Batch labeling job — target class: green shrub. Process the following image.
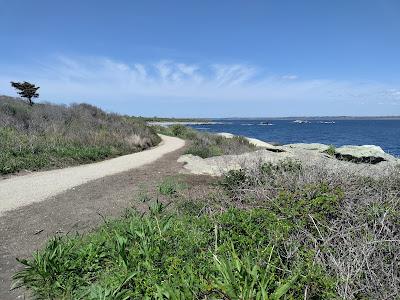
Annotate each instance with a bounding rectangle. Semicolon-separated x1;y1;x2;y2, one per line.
185;144;223;158
260;159;303;175
220;169;248;192
216;161;400;299
170;124;188;137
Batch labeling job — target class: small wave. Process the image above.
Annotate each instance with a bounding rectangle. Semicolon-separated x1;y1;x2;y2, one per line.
241;123;254;126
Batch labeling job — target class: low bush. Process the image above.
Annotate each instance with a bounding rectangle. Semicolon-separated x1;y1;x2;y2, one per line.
215;160;400;299
0;96;161;174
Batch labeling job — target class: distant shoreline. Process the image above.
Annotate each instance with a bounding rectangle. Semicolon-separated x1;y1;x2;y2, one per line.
214;116;400;121
147;121;222;126
144;116;400;121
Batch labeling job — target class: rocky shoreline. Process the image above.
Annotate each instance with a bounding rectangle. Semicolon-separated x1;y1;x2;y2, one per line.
179;132;399;177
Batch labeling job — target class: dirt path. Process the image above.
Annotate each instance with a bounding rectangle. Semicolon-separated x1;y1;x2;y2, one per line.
0;138;186;299
0;134;184;216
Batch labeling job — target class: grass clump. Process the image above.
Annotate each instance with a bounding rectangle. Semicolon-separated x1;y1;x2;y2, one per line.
324;145;336;156
0;96;160;174
157;177;186;196
154;124;257;158
13;206;336;299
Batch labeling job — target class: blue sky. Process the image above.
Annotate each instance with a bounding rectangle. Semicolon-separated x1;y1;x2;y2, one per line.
1;0;400;117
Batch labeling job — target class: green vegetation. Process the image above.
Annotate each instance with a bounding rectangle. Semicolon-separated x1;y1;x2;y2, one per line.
0;96;160;174
324;145;336;156
10;81;40;106
154;124;257;158
7;98;399;299
13;159;400;298
13;207;335;299
157;176;186;196
214;160;400;299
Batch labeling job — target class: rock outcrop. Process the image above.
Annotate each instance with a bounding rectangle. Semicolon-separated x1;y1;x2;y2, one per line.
179;134;399;177
334;145;396;164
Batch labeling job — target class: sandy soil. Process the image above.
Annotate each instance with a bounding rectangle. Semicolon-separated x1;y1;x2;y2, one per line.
0;142;186;299
0;134;185;216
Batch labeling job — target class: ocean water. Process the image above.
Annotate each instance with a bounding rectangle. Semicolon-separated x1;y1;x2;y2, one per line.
189;119;400;157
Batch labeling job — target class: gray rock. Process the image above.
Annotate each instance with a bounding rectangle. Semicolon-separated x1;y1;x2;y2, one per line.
335;145;397;164
178;147;399;178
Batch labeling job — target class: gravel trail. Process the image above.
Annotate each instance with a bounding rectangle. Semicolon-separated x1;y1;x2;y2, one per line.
0;140;187;299
0;134;185;215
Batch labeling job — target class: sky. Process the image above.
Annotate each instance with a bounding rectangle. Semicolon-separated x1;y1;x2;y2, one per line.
0;0;400;117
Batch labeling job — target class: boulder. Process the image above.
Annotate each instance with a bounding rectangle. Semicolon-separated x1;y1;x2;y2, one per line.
335;145;396;164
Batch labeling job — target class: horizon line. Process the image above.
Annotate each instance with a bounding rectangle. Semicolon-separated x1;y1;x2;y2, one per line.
2;94;400;120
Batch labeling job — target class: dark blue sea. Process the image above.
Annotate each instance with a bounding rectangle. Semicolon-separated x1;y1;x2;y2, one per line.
189;119;400;157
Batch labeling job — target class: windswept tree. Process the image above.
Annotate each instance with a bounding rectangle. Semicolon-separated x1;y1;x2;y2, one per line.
10;81;40;106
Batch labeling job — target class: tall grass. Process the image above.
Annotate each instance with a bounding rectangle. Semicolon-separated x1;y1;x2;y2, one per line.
0;96;160;174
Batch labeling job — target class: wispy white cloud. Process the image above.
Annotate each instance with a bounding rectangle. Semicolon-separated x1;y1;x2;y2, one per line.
1;55;399;116
212;64;256;86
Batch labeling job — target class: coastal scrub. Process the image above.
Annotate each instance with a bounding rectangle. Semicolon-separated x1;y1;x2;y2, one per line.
0;96;160;174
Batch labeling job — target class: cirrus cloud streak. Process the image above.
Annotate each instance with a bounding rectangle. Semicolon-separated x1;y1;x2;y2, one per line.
1;55;399;116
